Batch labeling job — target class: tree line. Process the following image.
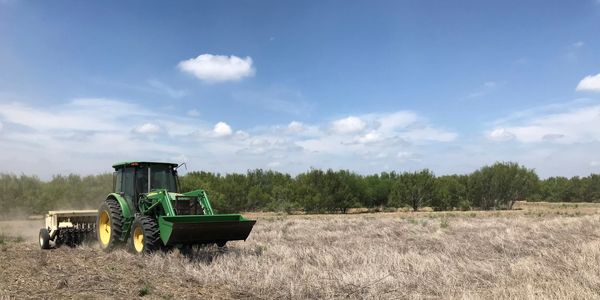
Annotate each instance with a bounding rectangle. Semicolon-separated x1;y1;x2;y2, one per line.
1;162;600;217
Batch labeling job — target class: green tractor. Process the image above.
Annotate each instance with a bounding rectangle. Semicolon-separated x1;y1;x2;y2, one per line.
97;161;256;254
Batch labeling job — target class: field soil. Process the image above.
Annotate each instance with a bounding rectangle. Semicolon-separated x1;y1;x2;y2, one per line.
2;202;600;299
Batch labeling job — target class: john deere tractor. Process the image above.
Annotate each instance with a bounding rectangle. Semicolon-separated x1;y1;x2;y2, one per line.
97;161;255;253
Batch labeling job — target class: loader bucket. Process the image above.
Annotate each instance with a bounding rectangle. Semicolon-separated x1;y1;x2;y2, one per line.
158;214;256;245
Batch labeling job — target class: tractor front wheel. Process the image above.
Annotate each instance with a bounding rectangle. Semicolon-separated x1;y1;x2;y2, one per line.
130;216;161;254
97;198;124;252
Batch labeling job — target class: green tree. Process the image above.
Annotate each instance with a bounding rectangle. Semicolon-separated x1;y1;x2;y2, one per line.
388;169;436;211
363;172;397;208
432;175;467;211
537;176;571;202
469;162;538;210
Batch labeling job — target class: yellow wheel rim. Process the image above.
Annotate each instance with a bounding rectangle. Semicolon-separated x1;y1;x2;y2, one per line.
133;225;144;253
98;210;111;246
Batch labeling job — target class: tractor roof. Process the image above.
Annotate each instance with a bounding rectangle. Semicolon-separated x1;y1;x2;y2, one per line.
112;161;178;169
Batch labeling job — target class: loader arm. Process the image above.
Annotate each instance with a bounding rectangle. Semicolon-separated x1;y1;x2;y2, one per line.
138;188;214;216
137;188;255;246
183;189;215;215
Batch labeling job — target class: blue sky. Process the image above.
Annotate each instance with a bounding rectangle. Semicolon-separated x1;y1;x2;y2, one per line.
1;0;600;178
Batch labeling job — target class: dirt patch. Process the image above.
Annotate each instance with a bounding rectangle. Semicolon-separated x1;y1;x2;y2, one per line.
0;242;233;299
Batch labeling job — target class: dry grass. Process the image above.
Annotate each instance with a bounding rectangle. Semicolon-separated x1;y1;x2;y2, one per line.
2;202;600;299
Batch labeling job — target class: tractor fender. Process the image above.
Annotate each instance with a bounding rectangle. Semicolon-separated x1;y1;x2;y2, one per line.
106;193;134;241
106;193;133;219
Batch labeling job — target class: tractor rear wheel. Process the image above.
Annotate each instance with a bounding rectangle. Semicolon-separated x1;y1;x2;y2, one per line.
97;198;124;252
130;216;161;254
39;228;50;250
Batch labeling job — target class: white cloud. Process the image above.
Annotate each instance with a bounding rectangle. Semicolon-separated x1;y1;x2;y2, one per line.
488;128;515;141
397;151;422;162
135;123;160;134
0;121;3;131
0;98;530;179
576;73;600;92
376;111;418;133
178;54;255;82
6;97;600;179
356;131;382;144
296;111;456;156
399;126;457;143
213;122;233;137
487;102;600;144
0;99;142;132
0;98;455;178
331;116;366;134
234;130;250;140
287;121;305;133
267;161;281;168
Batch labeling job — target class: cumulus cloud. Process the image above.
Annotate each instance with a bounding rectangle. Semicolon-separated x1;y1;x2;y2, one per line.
487;102;600;144
134;123;160;134
234;130;250;140
400;127;457;143
7;96;600;178
542;133;565;141
356;131;382;144
377;111;418;133
178;54;255;82
488;128;515;142
397;151;422;162
297;111;456;157
331;116;366;134
287;121;305;133
213;122;233;137
0;99;469;178
576;73;600;92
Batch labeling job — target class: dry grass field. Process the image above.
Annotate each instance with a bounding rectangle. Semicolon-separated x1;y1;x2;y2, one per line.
2;202;600;299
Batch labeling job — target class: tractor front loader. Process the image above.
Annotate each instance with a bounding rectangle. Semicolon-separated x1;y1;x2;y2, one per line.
96;162;255;254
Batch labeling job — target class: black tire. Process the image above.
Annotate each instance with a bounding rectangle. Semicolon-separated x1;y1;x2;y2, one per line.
97;198;124;252
39;228;50;250
129;216;161;254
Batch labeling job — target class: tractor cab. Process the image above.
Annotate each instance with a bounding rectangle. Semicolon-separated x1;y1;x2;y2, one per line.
112;161;179;210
